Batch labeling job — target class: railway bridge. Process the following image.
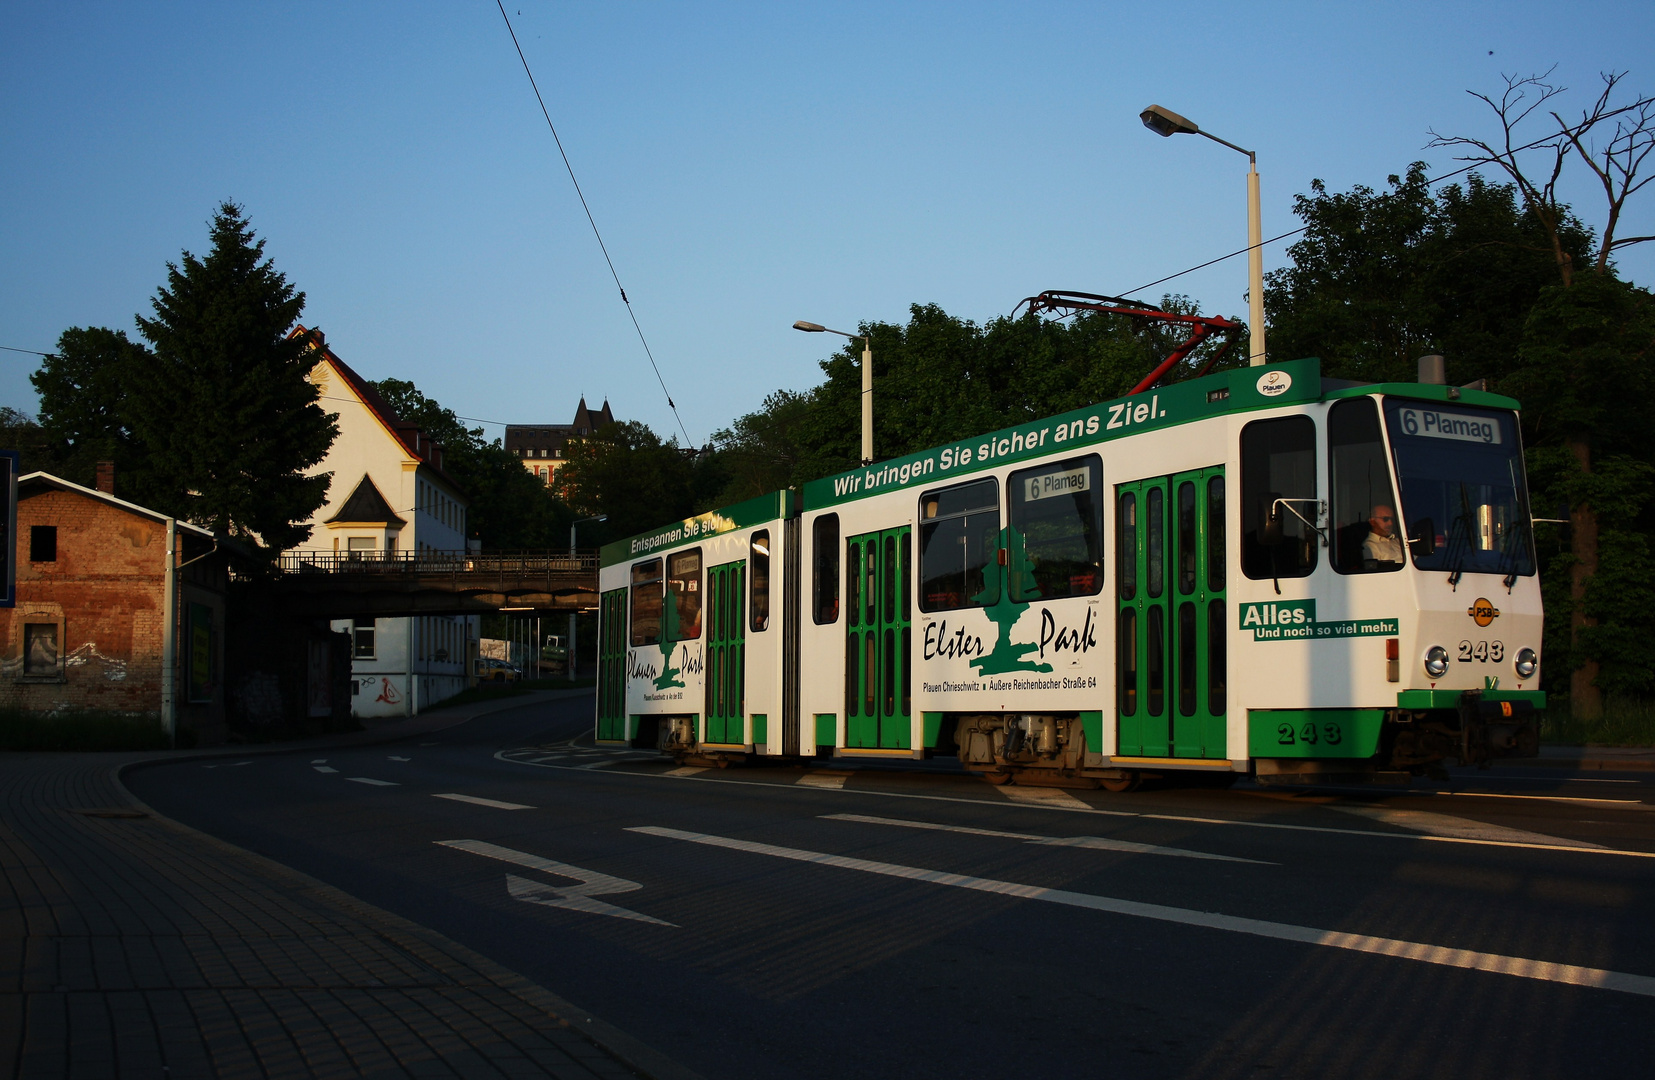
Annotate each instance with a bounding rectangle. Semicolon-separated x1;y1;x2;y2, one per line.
273;550;600;619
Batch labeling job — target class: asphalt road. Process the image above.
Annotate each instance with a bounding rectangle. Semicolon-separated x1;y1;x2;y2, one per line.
127;696;1655;1080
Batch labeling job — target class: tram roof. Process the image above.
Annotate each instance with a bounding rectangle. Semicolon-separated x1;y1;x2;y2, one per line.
600;489;794;568
799;356;1519;511
600;357;1521;566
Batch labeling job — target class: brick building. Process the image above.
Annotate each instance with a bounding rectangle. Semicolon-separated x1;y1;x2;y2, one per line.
1;472;230;742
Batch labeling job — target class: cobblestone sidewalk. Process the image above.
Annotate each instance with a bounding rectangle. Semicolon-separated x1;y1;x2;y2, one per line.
0;699;696;1079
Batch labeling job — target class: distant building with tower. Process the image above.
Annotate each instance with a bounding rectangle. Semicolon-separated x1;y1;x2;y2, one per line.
505;398;615;487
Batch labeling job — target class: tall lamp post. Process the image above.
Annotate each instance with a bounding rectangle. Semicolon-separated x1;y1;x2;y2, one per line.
794;320;873;464
569;514;606;678
1139;104;1266;367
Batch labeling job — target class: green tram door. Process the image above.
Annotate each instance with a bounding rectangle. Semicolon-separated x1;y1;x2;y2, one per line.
1116;468;1227;759
597;588;628;742
704;560;747;745
845;527;912;749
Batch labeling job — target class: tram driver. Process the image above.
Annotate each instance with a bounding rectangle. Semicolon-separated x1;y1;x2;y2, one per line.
1363;504;1405;566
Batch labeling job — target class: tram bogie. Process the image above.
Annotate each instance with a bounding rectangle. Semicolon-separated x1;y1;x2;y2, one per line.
596;357;1545;786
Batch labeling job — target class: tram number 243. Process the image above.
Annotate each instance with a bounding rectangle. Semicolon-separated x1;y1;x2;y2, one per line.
1459;640;1505;663
1278;722;1345;746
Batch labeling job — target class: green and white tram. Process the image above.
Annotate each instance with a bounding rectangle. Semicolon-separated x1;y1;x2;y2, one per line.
596;356;1543;787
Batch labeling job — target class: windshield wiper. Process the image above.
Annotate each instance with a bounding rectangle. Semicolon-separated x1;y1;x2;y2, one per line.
1442;482;1476;590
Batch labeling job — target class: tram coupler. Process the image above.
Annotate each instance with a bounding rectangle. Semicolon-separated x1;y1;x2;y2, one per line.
1456;691;1539;766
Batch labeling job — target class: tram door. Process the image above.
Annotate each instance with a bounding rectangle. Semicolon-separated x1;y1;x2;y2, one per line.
1171;468;1227;758
596;588;628;742
704;560;746;745
1116;478;1171;756
845;527;912;749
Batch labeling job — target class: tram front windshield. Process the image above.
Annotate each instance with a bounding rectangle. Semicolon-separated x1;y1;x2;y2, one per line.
1383;399;1534;576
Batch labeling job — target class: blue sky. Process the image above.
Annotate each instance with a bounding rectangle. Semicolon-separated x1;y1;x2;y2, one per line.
3;2;1651;446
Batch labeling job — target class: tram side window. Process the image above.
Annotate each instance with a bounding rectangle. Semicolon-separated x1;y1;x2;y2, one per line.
667;549;702;640
919;479;1000;611
1007;455;1104;599
1241;416;1318;579
630;559;663;646
750;530;771;632
1329;398;1403;574
813;515;840;624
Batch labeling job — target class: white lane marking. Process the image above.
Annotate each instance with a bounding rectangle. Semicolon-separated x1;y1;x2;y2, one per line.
823;813;1271;864
798;771;851;790
1443;791;1645;807
630;826;1655;998
1334;806;1604;849
433;793;534;810
436;839;675;926
313;766;339;774
312;759;327;764
388;756;412;762
497;751;1655;859
1001;786;1092;809
665;766;709;777
347;777;398;786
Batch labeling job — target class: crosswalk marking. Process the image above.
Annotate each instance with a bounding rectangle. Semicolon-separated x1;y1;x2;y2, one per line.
665;766;710;777
347;777;398;786
798;771;851;790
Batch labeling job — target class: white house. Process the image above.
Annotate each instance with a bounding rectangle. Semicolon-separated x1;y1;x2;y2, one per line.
290;326;478;720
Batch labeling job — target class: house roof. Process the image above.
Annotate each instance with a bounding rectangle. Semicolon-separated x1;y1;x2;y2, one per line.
18;472;216;538
325;474;406;527
289;325;466;498
504;397;616;453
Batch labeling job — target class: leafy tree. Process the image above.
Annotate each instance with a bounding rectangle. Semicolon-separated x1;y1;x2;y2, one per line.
0;408;53;477
553;420;702;541
129;203;337;552
750;297;1240;488
29;327;156;493
1428;69;1655;716
1265;165;1592;385
370;377;566;549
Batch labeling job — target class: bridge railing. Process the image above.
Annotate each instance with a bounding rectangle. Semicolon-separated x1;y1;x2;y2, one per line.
278;550;600;576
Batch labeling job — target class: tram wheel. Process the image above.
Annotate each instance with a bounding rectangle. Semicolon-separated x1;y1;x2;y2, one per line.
1099;772;1141;793
982;770;1015;786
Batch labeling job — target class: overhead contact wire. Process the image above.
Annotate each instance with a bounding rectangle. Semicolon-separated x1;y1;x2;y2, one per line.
495;1;694;447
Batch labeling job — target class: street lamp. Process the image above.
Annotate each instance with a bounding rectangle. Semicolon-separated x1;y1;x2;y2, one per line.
569;514;607;678
795;320;873;464
1139;104;1266;367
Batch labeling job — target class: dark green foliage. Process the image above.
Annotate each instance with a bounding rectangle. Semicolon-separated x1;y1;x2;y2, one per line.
1513;278;1655;696
1265;165;1593;385
0;407;54;477
554;420;707;541
370;378;565;549
717;297;1240;492
0;708;169;751
127;203;337;551
29;327;156;492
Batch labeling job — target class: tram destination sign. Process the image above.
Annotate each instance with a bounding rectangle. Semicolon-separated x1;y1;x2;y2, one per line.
1397;406;1502;444
1239;600;1398;641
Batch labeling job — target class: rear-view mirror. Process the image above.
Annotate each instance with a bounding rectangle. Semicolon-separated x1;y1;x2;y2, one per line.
1408;518;1436;557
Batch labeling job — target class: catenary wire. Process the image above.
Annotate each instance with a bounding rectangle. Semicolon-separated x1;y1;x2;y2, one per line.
495;1;694;447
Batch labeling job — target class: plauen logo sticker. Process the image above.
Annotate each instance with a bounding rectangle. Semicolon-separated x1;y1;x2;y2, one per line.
1256;370;1292;397
1468;597;1501;627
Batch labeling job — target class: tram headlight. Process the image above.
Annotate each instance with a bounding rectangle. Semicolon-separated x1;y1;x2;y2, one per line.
1514;647;1538;679
1424;645;1450;679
